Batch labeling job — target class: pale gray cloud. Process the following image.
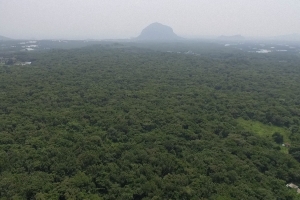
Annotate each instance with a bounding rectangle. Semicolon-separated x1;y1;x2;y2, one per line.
0;0;299;39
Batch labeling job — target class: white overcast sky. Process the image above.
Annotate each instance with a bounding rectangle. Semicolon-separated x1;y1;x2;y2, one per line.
0;0;300;39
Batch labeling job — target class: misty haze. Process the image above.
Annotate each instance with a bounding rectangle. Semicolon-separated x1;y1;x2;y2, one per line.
1;1;300;199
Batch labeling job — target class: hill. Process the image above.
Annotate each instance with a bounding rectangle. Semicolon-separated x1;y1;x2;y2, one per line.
270;33;300;41
136;22;182;41
0;35;11;40
218;35;245;40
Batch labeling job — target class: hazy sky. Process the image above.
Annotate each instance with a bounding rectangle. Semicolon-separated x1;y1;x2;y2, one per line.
0;0;300;39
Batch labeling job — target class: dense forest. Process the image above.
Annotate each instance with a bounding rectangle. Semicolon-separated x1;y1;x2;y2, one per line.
1;43;300;199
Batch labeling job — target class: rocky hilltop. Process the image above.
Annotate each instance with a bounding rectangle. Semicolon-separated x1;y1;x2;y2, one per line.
136;22;182;41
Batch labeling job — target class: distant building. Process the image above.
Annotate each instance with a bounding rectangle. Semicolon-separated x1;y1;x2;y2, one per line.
185;50;194;55
286;183;300;193
286;183;298;189
22;62;31;65
16;62;31;66
285;143;291;148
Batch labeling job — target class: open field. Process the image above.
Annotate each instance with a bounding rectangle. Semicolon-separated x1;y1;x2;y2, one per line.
237;118;291;153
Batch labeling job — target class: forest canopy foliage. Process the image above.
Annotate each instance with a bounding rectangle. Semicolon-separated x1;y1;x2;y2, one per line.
1;43;300;199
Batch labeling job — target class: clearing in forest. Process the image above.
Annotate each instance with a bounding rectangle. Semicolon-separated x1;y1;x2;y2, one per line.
236;118;290;153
